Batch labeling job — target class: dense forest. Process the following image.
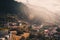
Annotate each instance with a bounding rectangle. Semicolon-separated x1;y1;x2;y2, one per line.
0;0;28;27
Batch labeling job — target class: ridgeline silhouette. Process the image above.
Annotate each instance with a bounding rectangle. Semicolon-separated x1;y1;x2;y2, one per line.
0;0;28;27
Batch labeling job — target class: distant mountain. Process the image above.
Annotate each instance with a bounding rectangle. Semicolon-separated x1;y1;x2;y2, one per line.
0;0;28;27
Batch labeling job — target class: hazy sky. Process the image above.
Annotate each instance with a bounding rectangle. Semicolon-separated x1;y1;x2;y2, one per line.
15;0;60;24
15;0;60;13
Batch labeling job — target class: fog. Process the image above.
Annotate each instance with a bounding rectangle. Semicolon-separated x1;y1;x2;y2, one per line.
15;0;60;25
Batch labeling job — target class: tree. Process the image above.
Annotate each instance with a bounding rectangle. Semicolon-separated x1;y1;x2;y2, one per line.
56;27;60;32
0;0;28;27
